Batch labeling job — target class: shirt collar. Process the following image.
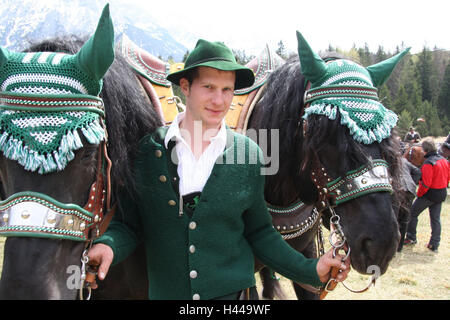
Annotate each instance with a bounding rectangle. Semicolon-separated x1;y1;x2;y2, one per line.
164;112;227;149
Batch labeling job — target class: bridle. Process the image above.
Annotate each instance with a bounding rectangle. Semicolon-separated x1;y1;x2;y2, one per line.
301;81;393;298
0;92;116;299
405;145;425;167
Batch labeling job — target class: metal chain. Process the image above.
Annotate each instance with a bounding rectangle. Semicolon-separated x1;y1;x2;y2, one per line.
328;208;351;261
79;240;94;300
79;249;92;300
316;218;325;258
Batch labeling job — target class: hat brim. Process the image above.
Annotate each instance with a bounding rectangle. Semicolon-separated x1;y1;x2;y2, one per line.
167;60;255;90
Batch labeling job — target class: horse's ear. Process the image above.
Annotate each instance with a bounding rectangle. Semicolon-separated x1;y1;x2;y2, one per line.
0;47;9;68
75;4;115;81
366;47;410;87
296;31;327;83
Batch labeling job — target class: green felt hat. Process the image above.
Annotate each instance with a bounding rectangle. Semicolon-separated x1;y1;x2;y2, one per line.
0;4;114;174
297;31;410;144
167;39;255;90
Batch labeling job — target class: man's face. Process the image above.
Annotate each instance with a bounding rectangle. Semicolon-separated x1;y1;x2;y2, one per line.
180;66;235;129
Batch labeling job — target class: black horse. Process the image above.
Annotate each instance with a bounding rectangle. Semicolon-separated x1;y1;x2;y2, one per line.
248;46;403;299
0;33;161;299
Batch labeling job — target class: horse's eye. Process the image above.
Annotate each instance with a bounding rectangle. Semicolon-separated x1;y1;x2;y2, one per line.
80;145;98;163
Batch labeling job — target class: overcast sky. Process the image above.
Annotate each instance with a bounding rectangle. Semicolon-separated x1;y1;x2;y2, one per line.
118;0;449;56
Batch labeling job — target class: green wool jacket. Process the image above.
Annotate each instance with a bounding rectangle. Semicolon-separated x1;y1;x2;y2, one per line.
97;126;323;300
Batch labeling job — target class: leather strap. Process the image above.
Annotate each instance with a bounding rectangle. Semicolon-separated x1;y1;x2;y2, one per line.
310;157;338;211
136;74;166;123
319;267;340;299
82;138;115;240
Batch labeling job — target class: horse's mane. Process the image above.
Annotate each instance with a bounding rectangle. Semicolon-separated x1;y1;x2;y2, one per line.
250;56;306;205
24;36;163;202
250;55;401;206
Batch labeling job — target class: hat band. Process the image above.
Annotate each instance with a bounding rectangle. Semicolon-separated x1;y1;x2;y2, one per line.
189;57;235;68
304;85;379;104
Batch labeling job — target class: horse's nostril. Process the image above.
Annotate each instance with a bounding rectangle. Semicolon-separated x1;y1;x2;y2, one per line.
361;238;375;257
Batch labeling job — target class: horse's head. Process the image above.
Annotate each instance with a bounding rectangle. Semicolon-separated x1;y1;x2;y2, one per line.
440;144;450;160
441;135;450;160
403;144;426;167
0;5;114;299
295;31;410;275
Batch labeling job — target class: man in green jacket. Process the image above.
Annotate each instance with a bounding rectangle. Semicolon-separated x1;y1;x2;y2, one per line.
88;39;350;300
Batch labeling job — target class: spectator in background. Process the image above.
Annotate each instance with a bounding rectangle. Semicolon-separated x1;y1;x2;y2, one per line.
438;133;450;160
404;127;421;144
396;157;421;252
405;138;450;252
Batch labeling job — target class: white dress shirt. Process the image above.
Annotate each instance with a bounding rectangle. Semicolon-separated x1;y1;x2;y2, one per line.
164;112;227;196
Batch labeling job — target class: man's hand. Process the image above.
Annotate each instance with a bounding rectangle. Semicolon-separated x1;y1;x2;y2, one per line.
87;243;114;288
316;249;351;283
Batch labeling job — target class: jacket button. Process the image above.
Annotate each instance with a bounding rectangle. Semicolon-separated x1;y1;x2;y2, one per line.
155;150;162;158
159;175;167;182
190;270;198;279
193;293;200;300
189;245;196;253
168;200;176;206
189;221;197;230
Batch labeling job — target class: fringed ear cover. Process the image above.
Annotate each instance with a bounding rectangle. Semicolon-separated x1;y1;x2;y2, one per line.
297;30;410;144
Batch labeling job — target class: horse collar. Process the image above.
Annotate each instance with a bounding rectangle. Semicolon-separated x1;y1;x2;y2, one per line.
267;200;320;240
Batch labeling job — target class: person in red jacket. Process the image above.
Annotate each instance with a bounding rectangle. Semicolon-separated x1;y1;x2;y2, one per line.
405;138;450;252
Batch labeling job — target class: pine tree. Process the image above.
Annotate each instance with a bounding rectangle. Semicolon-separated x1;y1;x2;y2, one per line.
437;62;450;119
415;101;444;137
402;59;422;118
417;46;435;102
375;45;387;63
397;109;413;137
378;84;392;110
363;43;372;65
393;84;409;114
358;42;372;67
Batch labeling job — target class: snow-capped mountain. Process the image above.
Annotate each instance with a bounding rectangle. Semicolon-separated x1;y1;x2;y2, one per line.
0;0;188;61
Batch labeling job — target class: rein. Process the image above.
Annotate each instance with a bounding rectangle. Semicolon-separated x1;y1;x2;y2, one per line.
77;124;117;300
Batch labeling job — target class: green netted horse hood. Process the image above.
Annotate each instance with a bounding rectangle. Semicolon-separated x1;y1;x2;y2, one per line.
297;31;410;144
0;5;114;174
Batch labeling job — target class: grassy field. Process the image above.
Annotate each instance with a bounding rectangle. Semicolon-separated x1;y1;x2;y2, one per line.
256;199;450;300
1;199;449;300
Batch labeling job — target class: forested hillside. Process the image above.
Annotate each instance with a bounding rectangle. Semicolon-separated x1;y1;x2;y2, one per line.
369;45;450;138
